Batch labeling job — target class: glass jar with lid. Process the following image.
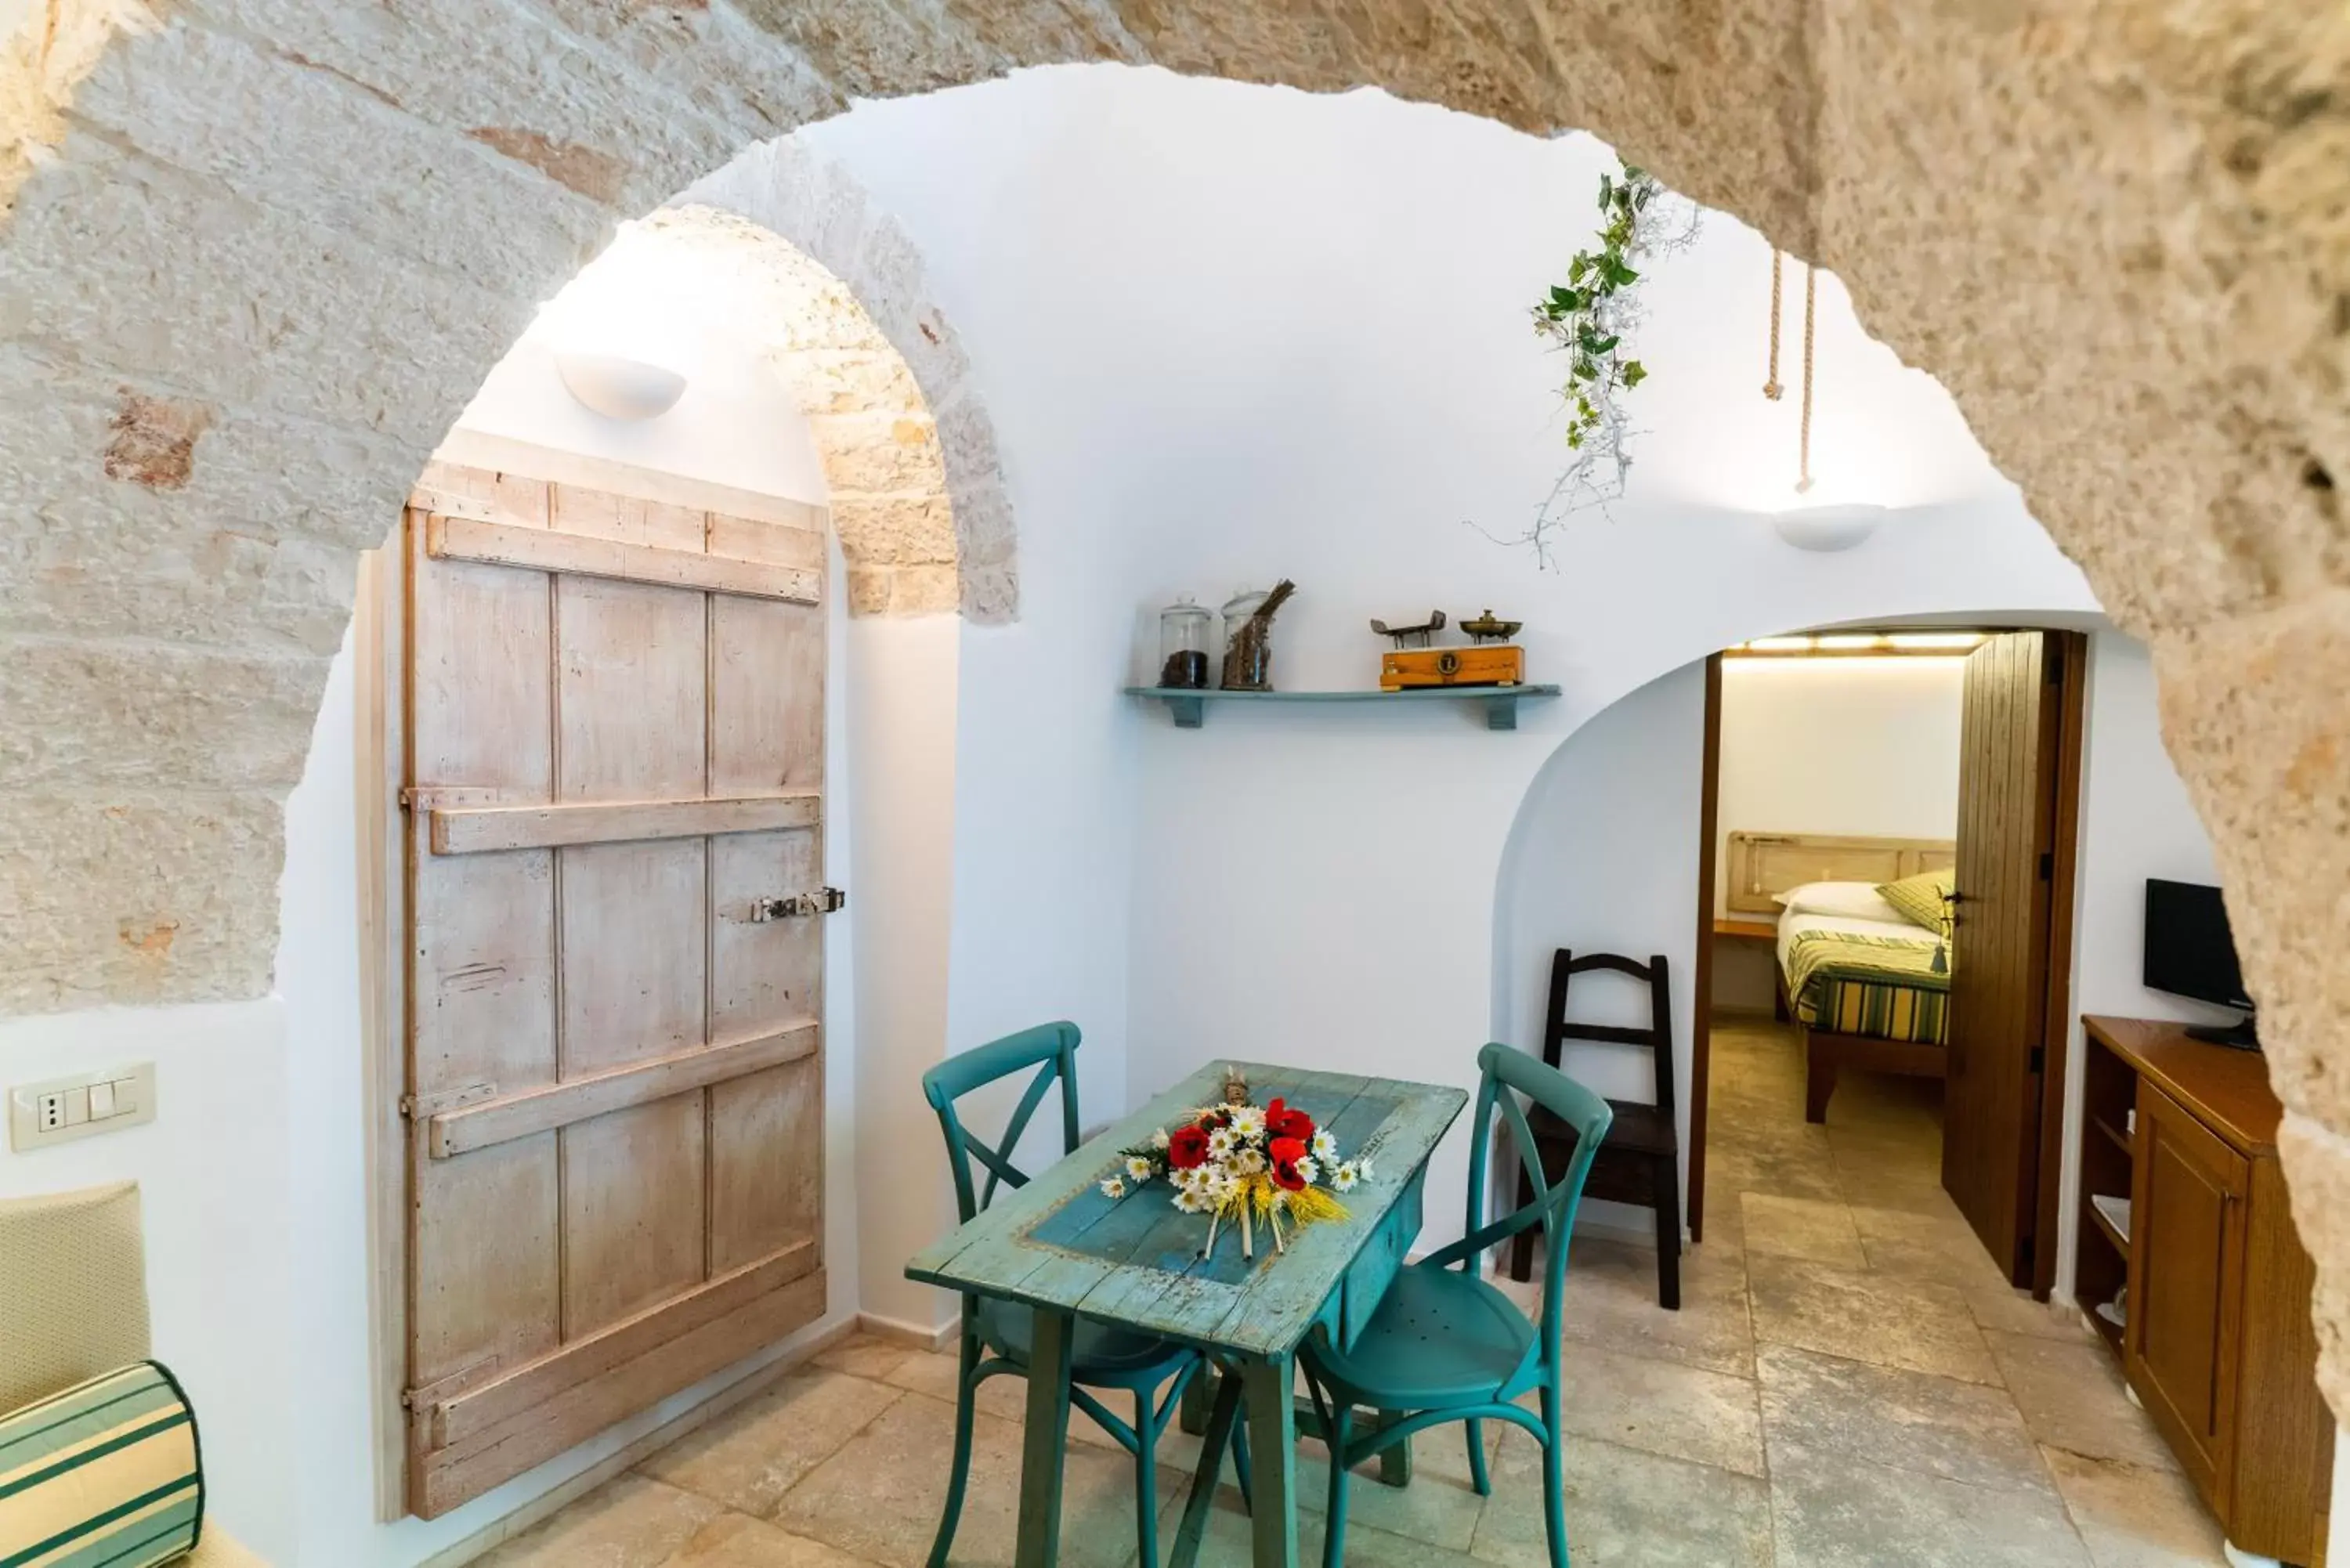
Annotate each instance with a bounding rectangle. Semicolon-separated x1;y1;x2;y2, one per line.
1220;587;1272;692
1156;597;1213;690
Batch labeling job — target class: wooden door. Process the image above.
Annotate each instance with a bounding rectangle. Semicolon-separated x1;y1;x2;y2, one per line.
2124;1081;2248;1506
1943;630;2079;1281
400;462;830;1518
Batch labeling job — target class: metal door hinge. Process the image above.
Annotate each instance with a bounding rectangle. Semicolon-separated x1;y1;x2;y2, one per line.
750;887;847;923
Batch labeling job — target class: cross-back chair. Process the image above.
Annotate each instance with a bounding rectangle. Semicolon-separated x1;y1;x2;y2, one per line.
1508;949;1682;1310
920;1021;1246;1568
1300;1042;1611;1568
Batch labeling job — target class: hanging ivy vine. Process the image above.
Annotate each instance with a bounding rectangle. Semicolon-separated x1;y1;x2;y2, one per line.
1473;158;1699;566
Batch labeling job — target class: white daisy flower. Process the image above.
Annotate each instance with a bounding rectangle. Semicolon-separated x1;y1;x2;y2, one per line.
1294;1157;1318;1185
1100;1176;1126;1199
1332;1161;1360;1193
1152;1128;1172;1150
1173;1188;1203;1215
1233;1148;1267;1176
1125;1155;1155;1183
1231;1107;1266;1140
1311;1129;1338;1162
1207;1127;1237;1160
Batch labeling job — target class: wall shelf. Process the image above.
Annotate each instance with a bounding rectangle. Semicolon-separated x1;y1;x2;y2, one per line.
1125;684;1560;732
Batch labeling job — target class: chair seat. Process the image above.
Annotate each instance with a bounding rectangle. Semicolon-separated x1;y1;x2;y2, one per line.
977;1299;1190;1382
1530;1097;1677;1156
1307;1263;1535;1410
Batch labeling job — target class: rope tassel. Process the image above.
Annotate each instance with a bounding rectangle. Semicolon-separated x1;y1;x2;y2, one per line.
1795;262;1818;494
1763;250;1784;402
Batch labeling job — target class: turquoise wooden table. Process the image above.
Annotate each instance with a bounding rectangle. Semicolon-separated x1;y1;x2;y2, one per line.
906;1060;1468;1568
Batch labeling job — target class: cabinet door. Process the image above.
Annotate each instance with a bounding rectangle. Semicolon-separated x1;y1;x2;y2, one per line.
2124;1081;2250;1508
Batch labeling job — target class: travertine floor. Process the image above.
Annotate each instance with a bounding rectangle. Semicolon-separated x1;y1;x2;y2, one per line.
475;1019;2227;1567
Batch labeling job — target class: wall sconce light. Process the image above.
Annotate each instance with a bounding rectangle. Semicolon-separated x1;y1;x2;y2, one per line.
1772;504;1885;553
554;350;688;421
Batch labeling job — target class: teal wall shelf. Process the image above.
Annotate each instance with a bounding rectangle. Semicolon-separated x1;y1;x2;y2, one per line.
1125;685;1561;732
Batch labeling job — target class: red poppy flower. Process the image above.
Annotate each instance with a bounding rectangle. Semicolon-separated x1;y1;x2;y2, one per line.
1271;1159;1307;1192
1167;1124;1211;1169
1266;1098;1316;1143
1269;1136;1307;1166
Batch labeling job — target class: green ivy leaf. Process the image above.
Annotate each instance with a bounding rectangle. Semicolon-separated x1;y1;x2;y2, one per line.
1573;359;1597;381
1592;333;1619;355
1622;360;1647;388
1567;427;1584;450
1596;173;1613;211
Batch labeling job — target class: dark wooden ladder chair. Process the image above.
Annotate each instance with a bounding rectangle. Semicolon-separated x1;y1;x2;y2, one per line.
1506;949;1682;1310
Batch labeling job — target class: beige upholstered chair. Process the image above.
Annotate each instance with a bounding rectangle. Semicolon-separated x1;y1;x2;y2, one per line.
0;1182;269;1566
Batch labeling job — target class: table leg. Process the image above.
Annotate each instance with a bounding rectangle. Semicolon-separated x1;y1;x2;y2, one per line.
1170;1367;1244;1568
1375;1409;1412;1487
1242;1355;1299;1568
1178;1370;1210;1436
1015;1309;1076;1568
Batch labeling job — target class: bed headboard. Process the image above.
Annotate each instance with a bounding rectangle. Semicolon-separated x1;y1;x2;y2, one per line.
1724;831;1957;915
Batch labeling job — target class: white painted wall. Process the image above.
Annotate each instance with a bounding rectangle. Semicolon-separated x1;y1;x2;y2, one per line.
1715;656;1965;914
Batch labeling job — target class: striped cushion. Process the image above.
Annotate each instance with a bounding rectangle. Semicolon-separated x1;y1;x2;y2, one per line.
0;1362;202;1567
1876;867;1955;933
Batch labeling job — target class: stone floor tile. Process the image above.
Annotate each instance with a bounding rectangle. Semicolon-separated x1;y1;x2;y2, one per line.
2040;1446;2229;1567
1180;1494;1470;1568
1556;1235;1755;1378
1985;1331;2179;1470
1770;1439;2092;1567
1708;1141;1847;1204
771;1387;1167;1568
1961;1282;2098;1343
473;1474;725;1568
1851;1204;2012;1288
812;1333;919;1383
1842;1172;1965;1219
667;1511;887;1568
1550;1342;1765;1477
1757;1342;2049;1494
1740;1191;1867;1268
639;1371;903;1516
1746;1252;1999;1385
1469;1429;1773;1567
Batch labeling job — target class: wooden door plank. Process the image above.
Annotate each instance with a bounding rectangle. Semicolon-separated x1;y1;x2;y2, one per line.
429;793;821;854
412;1269;826;1518
561;841;707;1073
428;1239;819;1447
710;830;824;1038
428;1022;820;1158
428;515;821;605
707;511;826;571
708;1058;825;1274
562;1097;708;1339
410;1137;562;1386
551;484;707;550
711;596;826;795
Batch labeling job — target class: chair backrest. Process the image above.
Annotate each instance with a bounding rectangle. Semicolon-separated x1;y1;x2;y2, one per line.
921;1021;1084;1226
1457;1043;1613;1349
0;1182;151;1414
1542;948;1675;1115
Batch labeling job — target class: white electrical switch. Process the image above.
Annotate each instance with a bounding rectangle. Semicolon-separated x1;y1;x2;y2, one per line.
9;1064;156;1151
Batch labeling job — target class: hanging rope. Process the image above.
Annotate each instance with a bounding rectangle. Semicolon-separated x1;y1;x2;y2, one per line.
1795;261;1817;493
1762;251;1784;401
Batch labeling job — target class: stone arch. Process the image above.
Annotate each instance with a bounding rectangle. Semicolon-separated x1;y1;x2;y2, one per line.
1;0;2346;1411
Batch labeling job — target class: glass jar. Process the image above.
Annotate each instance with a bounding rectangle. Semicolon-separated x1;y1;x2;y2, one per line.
1156;597;1213;690
1220;587;1271;692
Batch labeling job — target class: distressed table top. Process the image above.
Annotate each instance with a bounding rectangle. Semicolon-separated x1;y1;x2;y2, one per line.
906;1061;1468;1359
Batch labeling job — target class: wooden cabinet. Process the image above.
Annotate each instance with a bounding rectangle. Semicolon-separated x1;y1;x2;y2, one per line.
2081;1017;2331;1566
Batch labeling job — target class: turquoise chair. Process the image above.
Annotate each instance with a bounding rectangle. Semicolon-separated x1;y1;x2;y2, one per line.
1300;1042;1613;1568
920;1021;1246;1568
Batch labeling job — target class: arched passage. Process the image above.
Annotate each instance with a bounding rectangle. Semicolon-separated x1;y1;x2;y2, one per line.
1;2;2344;1414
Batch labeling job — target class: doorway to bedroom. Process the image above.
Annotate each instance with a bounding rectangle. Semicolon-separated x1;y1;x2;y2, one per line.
1692;627;2087;1299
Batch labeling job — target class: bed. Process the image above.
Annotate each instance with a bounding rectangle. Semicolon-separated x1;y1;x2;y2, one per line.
1722;831;1956;1123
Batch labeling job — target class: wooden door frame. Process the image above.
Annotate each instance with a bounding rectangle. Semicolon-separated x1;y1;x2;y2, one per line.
2028;629;2089;1299
355;540;412;1521
1685;630;2088;1299
1687;653;1722;1245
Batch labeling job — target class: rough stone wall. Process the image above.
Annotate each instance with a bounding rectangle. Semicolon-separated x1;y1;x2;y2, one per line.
2;0;2348;1415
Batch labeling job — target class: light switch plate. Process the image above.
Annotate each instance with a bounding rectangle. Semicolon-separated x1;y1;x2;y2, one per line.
9;1064;155;1151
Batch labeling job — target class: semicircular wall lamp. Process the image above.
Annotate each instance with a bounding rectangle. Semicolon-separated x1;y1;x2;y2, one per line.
554;349;689;421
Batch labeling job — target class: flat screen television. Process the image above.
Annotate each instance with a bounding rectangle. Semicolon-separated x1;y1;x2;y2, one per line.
2142;878;2258;1048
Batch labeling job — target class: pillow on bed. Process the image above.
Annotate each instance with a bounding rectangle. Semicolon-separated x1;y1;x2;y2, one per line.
1770;881;1909;924
1877;867;1956;932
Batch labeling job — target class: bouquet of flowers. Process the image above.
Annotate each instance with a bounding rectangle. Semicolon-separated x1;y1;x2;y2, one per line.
1100;1068;1371;1260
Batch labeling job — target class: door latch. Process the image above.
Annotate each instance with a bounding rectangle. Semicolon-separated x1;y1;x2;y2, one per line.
750;887;847;923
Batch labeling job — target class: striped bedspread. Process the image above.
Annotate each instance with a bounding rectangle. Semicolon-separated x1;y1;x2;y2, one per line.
1783;927;1950;1046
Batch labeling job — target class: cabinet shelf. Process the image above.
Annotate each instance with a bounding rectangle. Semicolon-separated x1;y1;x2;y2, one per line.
1126;685;1562;732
